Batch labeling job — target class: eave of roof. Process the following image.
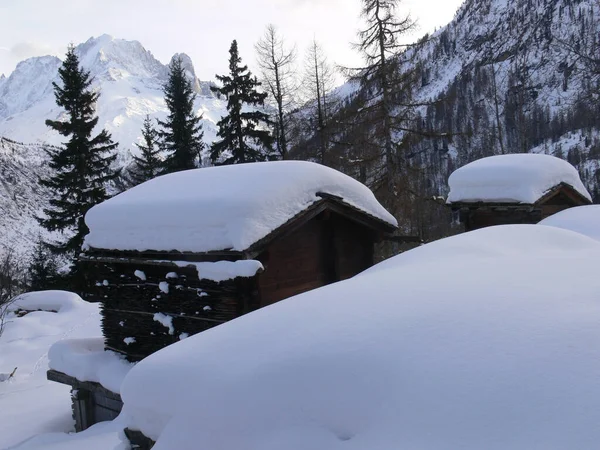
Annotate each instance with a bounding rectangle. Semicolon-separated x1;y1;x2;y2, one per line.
447;182;592;209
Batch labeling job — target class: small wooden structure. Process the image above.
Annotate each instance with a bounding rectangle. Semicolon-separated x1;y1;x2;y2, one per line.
47;369;122;432
47;162;397;436
82;192;395;363
446;154;592;231
450;182;592;231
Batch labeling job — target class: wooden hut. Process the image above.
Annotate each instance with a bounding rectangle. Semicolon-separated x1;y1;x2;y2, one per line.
79;161;397;362
48;161;397;434
446;154;592;231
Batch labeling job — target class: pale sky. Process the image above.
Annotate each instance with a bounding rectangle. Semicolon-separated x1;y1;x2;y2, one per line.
0;0;464;81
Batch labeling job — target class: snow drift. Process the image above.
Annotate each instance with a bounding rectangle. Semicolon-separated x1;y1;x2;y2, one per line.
447;153;591;203
84;160;397;253
9;290;91;313
48;338;133;394
539;205;600;241
120;224;600;450
0;291;102;448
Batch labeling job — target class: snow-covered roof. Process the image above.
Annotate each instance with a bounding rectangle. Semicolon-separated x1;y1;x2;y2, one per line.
447;153;592;204
48;338;133;394
84;161;397;253
120;225;600;448
539;205;600;241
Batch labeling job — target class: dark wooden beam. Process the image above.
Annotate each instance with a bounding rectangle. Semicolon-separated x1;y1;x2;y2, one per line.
47;369;121;401
383;235;423;244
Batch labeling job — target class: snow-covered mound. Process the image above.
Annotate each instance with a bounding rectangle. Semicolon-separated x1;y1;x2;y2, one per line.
119;225;600;449
539;205;600;241
84;161;398;253
48;338;133;394
0;291;101;448
9;422;125;450
447;153;591;204
10;290;90;313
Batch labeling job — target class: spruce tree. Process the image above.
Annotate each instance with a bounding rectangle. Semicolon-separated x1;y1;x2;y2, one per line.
158;57;205;173
28;237;58;291
40;45;118;262
210;40;273;165
129;115;162;185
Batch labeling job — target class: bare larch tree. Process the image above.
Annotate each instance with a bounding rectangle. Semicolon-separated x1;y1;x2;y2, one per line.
255;24;297;160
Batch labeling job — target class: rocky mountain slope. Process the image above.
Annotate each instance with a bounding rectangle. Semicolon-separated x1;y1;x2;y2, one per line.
0;137;58;259
292;0;600;233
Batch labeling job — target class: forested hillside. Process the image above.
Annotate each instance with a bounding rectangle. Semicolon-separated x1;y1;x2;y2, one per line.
290;0;600;240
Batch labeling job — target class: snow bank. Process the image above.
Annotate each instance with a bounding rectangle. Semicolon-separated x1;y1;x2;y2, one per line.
447;153;591;203
48;338;134;394
9;290;89;313
539;205;600;241
0;291;101;448
84;161;397;253
9;421;126;450
120;225;600;450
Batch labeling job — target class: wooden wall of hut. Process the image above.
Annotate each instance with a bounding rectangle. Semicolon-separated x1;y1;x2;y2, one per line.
83;260;259;362
257;211;376;306
462;208;542;231
540;191;582;219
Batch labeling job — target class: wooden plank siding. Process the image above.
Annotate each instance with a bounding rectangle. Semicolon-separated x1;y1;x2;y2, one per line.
47;369;123;432
257;211;376;307
257;216;328;306
83;260;258;361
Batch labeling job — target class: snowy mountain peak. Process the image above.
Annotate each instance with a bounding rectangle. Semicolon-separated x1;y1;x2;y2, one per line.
0;55;61;119
170;52;202;93
75;35;167;82
0;34;225;154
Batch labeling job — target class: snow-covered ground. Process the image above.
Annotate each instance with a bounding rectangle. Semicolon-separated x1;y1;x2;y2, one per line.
0;291;108;449
539;205;600;241
119;224;600;450
4;220;600;449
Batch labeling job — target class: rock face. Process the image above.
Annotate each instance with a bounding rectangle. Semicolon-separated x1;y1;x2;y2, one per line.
170;52;201;94
0;137;56;258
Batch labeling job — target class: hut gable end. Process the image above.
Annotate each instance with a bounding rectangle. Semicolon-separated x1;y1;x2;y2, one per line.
257;209;377;307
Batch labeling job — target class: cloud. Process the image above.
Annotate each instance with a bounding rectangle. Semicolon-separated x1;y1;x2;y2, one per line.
9;42;53;60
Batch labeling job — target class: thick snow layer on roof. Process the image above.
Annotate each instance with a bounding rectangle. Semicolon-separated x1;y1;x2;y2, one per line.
447;153;591;204
120;225;600;450
84;161;397;253
48;338;134;393
539;205;600;241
